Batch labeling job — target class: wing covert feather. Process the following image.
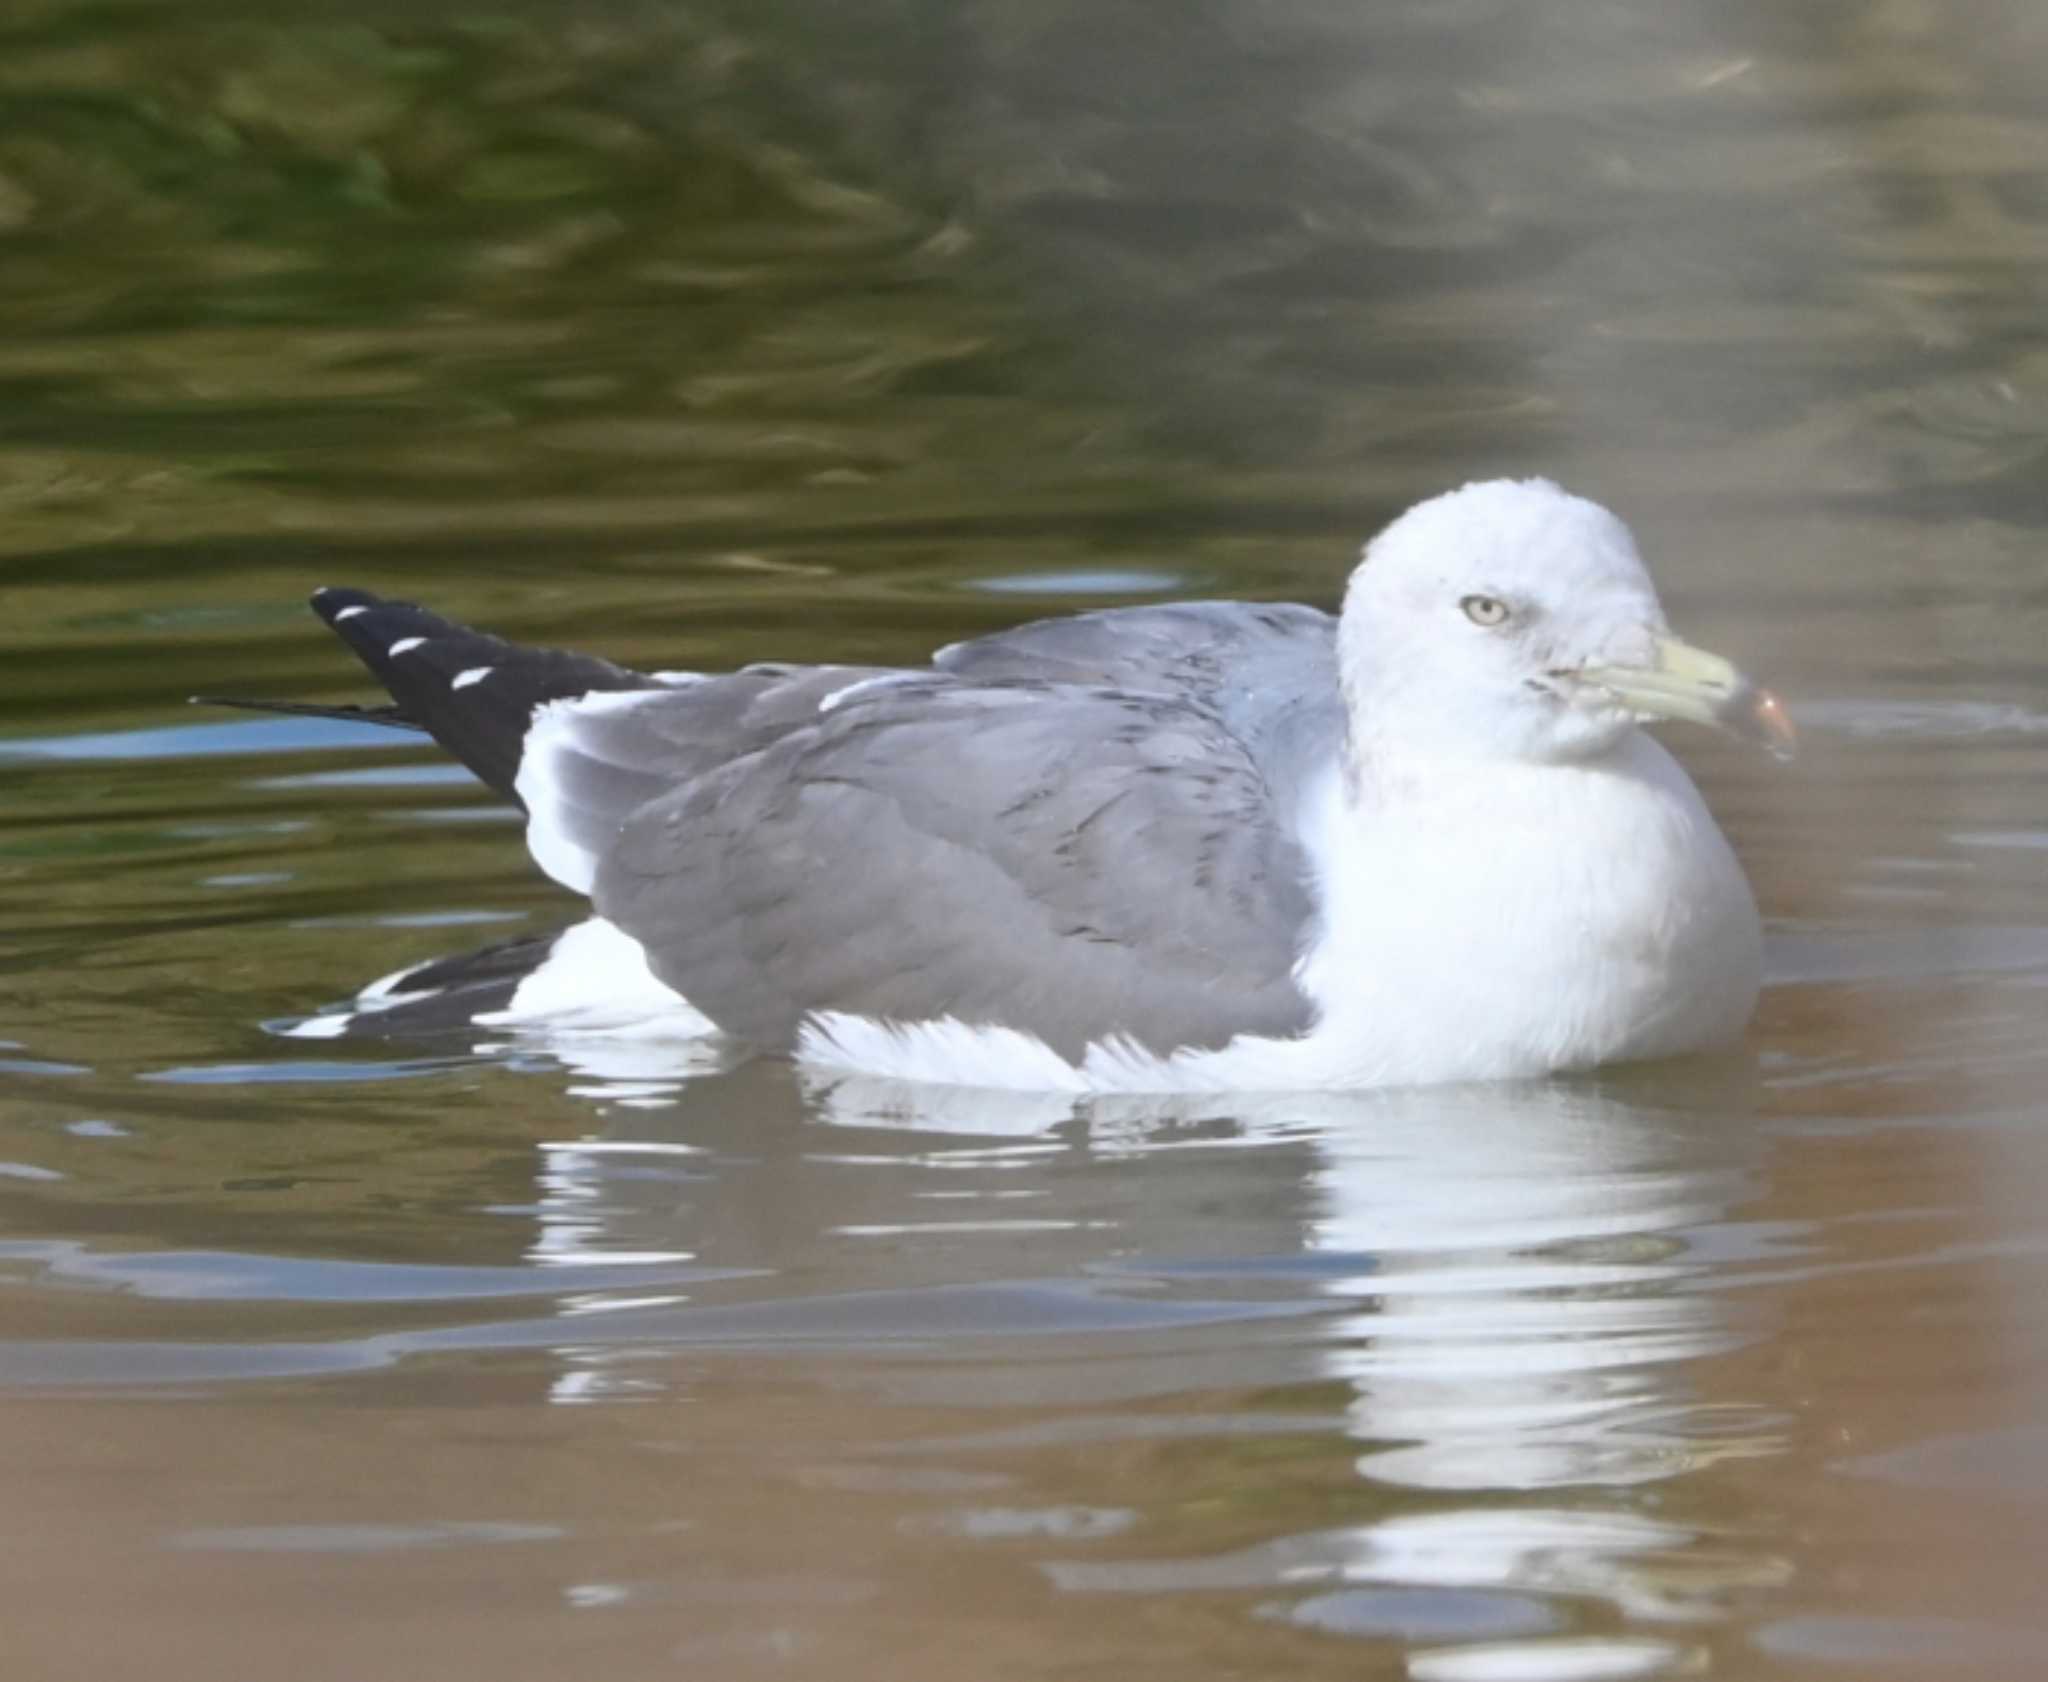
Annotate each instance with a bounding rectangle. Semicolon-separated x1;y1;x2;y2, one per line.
593;682;1319;1058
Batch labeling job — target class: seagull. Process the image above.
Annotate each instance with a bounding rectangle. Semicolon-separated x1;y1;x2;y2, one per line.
234;478;1792;1092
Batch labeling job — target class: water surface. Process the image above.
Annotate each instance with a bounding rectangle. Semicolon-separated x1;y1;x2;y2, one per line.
4;2;2048;1678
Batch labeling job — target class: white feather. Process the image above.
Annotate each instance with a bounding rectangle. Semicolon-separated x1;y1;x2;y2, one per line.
277;956;436;1039
512;689;665;895
357;958;434;1004
797;1012;1091;1091
474;918;717;1039
818;672;920;714
279;1012;352;1040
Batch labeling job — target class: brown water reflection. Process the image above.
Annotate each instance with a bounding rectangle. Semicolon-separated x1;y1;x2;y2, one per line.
4;0;2048;1678
5;1054;2047;1679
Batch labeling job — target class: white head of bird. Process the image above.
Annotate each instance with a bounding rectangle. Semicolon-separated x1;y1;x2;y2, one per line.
1337;478;1792;769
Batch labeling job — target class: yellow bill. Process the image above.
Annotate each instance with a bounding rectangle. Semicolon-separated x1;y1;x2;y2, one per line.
1581;633;1796;760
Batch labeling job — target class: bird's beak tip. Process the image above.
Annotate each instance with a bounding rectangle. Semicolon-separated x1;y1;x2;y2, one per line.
1583;632;1796;761
1734;683;1798;762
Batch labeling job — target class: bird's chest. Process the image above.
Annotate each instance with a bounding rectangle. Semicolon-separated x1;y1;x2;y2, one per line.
1294;750;1761;1083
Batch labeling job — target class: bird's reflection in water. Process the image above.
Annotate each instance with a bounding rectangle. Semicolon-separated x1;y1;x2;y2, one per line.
477;1025;1790;1635
1274;1077;1790;1643
1304;1081;1764;1496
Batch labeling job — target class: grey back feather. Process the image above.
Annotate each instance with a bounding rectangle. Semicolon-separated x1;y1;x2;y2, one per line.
594;680;1319;1057
936;601;1341;813
540;603;1344;1058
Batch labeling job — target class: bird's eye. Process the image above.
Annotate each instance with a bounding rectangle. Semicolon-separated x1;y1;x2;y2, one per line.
1461;594;1511;628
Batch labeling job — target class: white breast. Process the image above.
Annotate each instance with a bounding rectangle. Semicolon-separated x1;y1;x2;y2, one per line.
1240;733;1761;1088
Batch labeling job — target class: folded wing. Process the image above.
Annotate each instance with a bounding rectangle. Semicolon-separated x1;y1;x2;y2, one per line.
592;680;1320;1058
300;591;1339;1056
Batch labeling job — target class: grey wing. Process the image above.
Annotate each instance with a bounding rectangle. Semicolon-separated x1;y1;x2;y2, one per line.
936;599;1333;690
518;601;1341;892
516;662;906;890
591;682;1320;1060
936;601;1342;813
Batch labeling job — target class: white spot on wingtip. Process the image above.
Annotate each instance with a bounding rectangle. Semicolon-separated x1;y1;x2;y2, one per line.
281;1013;353;1040
388;636;428;655
333;605;368;622
451;666;493;690
356;958;439;1006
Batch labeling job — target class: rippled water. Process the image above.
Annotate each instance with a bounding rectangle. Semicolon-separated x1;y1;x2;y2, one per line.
4;2;2048;1678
